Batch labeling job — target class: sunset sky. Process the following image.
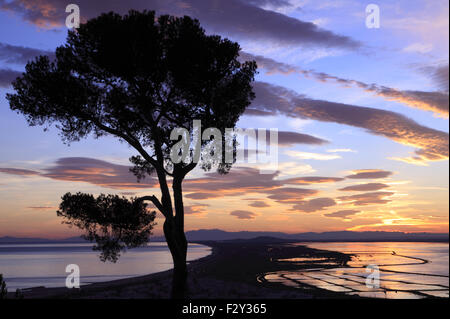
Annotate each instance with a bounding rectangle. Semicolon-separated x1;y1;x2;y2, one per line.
0;0;448;238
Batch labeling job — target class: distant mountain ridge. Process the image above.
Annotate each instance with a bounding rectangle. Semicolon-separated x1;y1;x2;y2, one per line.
0;236;85;244
1;230;448;244
176;229;449;242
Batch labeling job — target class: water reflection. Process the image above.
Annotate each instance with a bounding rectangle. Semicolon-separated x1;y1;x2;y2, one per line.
263;242;449;299
0;242;211;290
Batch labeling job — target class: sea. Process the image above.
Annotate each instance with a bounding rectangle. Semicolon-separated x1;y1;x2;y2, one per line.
1;241;448;299
0;242;211;290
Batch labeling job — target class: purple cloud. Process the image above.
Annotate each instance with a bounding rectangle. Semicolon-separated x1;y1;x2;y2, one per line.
241;52;449;117
339;183;390;191
289;197;336;213
250;81;449;164
1;157;158;189
0;0;361;49
345;170;393;179
338;191;394;206
0;42;54;64
0;68;21;88
325;209;360;219
230;210;257;219
0;167;40;175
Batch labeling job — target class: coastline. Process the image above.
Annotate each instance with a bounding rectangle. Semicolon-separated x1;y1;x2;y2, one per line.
10;240;356;299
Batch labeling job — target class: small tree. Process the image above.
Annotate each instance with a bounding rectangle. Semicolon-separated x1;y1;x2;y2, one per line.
7;10;256;298
0;274;7;299
15;289;24;299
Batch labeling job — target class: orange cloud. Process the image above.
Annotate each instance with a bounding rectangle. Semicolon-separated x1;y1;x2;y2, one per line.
184;203;209;215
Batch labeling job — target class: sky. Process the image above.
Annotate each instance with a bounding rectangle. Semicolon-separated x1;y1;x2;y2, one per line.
0;0;448;238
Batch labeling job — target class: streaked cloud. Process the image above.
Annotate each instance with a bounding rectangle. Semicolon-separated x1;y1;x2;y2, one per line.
0;0;361;49
267;162;315;177
275;130;328;146
389;155;430;166
420;63;449;92
325;209;360;219
0;68;21;88
0;167;40;175
265;187;319;203
339;183;390;192
289;197;336;213
285;150;341;161
184;203;209;215
0;41;54;64
230;210;257;219
283;176;345;185
185;192;222;200
26;206;57;210
403;42;433;54
242;53;449;117
373;88;449;118
2;160;319;206
251;82;449;165
1;157;158;189
247;200;270;208
345;169;393;179
326;148;356;153
243;129;329;146
184;167;281;197
338;191;394;206
244;108;276;117
41;157;158;189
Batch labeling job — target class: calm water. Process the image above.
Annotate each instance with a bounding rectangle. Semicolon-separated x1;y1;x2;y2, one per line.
0;242;211;290
264;242;449;299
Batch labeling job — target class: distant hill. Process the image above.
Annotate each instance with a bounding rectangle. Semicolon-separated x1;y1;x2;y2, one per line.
175;229;449;242
1;230;448;244
0;236;85;244
216;236;293;244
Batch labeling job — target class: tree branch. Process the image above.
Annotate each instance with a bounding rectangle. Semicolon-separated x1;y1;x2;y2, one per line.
138;195;168;219
90;118;159;169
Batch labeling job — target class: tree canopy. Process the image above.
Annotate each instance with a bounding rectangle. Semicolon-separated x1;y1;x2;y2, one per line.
8;10;256;170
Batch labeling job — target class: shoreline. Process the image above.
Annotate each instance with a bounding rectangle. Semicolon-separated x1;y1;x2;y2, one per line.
9;240;356;299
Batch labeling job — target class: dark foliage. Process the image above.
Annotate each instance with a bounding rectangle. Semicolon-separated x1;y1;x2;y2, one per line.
57;193;156;262
7;10;256;174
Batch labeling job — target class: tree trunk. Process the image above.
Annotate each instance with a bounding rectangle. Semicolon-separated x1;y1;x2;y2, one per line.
170;172;188;298
155;165;190;298
163;217;188;298
172;248;188;299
